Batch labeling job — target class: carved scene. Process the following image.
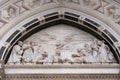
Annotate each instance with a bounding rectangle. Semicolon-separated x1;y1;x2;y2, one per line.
7;25;117;65
3;7;16;20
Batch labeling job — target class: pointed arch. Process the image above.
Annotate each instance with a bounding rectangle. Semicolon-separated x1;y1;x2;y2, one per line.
0;10;119;63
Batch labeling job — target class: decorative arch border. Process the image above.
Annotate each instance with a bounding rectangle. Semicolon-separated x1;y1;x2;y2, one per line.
0;9;120;63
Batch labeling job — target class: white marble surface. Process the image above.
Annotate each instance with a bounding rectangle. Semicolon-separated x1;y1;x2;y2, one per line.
5;25;119;74
8;24;117;64
25;24;94;55
5;65;120;74
25;24;95;43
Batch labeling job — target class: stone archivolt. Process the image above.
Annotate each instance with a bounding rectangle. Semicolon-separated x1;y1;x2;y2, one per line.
0;0;120;39
0;0;119;23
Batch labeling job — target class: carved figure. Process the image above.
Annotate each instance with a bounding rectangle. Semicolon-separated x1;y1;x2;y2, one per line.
22;41;33;63
31;42;39;62
36;51;48;64
82;44;92;63
90;39;99;62
83;44;91;55
8;41;23;64
8;7;15;18
3;9;10;19
3;7;16;20
98;41;109;62
77;44;91;56
83;40;99;63
75;44;92;63
108;7;120;21
84;52;95;63
53;51;63;63
45;54;54;64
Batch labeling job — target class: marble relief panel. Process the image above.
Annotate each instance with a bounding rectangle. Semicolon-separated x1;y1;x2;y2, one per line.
7;25;117;65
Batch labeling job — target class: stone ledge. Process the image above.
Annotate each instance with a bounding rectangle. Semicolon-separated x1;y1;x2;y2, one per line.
4;64;119;69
